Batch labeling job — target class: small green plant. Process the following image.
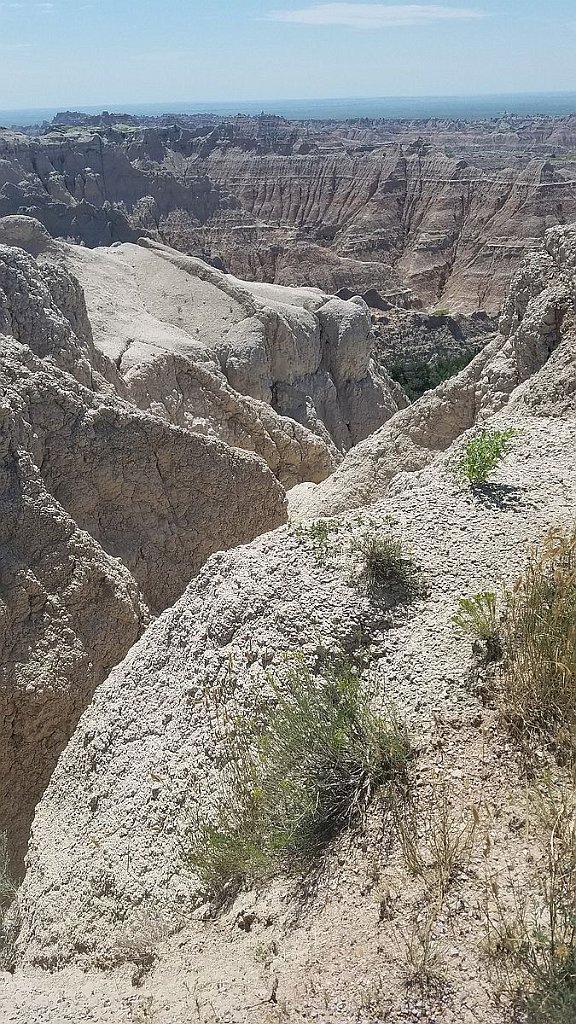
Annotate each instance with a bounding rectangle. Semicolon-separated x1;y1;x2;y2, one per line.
456;427;519;485
293;519;336;559
453;591;498;641
186;657;412;898
352;531;419;597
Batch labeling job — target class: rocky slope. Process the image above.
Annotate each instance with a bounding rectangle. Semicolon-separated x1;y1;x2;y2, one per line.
2;225;576;1022
292;224;576;517
0;213;409;876
0;240;288;875
1;117;576;310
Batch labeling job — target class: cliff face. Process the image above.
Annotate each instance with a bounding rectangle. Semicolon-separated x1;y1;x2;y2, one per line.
0;215;410;873
1;120;575;311
0;230;295;872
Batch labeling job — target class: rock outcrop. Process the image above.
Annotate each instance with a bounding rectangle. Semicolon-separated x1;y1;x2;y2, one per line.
0;237;290;871
4;216;576;1024
10;223;576;966
0;215;410;873
372;307;496;371
57;234;406;466
292;224;576;517
13;410;576;977
0;374;146;875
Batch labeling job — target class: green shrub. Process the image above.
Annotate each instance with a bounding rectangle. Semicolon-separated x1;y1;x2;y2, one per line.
186;658;411;898
456;427;519;485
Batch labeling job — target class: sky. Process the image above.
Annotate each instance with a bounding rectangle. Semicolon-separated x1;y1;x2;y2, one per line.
0;0;575;110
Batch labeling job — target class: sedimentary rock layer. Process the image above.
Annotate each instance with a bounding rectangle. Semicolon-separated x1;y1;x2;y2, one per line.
2;117;576;310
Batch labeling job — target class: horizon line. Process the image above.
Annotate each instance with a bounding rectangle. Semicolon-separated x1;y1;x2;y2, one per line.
3;88;576;114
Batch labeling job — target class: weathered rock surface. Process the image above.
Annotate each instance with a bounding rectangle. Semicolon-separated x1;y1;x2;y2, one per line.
0;216;410;875
12;410;576;973
0;353;147;873
292;224;576;517
372;307;496;370
4;219;576;1024
0;239;290;872
58;234;405;465
10;224;576;974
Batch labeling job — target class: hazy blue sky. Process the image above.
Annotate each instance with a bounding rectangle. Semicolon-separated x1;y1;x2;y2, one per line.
1;1;575;109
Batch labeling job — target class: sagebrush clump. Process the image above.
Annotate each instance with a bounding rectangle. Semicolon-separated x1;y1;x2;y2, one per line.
186;657;411;898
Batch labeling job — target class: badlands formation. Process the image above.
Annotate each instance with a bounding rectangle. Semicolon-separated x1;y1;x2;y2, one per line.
1;111;576;311
0;173;575;1019
0;213;404;874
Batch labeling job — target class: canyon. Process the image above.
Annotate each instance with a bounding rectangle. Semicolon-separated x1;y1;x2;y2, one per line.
0;109;576;1024
1;111;576;312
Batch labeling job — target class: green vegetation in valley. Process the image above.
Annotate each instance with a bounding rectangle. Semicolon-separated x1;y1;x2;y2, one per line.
388;352;477;402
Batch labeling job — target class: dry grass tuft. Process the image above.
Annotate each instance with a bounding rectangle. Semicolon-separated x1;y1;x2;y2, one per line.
0;833;16;965
498;526;576;754
352;531;420;598
186;656;412;900
484;770;576;1023
393;780;479;899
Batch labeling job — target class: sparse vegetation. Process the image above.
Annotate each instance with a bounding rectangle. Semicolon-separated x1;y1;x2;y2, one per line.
0;833;15;961
186;657;412;899
498;527;576;753
452;591;501;659
391;780;480;992
293;518;336;558
401;902;447;992
485;770;576;1024
393;781;479;899
453;590;498;640
357;975;390;1017
352;530;419;597
456;427;519;485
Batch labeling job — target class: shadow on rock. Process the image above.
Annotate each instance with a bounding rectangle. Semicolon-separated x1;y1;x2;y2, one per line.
471;482;526;510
